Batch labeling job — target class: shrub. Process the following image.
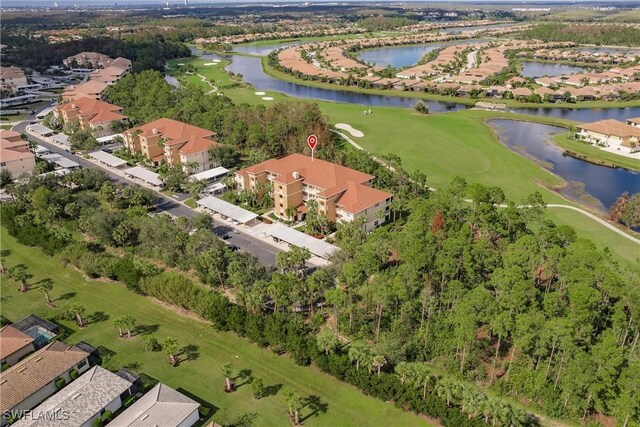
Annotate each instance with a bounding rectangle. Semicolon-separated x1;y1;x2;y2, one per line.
55;377;67;389
69;369;79;380
144;337;161;352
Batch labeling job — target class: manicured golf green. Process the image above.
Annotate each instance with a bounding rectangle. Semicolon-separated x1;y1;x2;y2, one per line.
0;228;427;427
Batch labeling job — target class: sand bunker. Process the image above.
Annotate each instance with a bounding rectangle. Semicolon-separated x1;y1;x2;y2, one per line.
178;63;185;65
255;91;266;95
261;97;274;101
203;63;218;66
335;123;364;138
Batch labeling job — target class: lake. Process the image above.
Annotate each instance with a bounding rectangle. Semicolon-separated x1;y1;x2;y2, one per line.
521;61;588;78
223;54;640;122
488;119;640;210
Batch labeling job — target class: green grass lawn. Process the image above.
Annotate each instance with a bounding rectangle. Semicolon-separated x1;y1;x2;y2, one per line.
184;197;197;208
552;132;640;172
167;57;238;89
0;228;428;427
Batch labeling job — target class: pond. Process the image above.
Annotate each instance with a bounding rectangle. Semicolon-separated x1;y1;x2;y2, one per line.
487;119;640;210
520;61;588;78
358;44;441;69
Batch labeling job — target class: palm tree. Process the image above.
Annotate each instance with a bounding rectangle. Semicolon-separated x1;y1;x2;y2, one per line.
114;315;136;338
114;317;125;338
409;363;434;400
221;363;234;392
70;303;86;328
316;329;340;355
164;337;179;366
39;279;54;306
460;386;486;420
282;387;302;425
285;205;298;222
348;341;370;371
371;354;387;377
9;265;30;292
395;361;411;385
435;377;460;407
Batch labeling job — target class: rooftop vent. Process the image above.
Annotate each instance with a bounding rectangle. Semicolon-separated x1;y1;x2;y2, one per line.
292;171;300;179
152;128;159;135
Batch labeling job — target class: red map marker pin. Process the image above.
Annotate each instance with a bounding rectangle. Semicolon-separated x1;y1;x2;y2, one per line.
307;134;318;150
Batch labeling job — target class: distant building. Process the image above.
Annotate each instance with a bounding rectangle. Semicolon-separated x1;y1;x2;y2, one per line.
235;154;392;232
13;366;133;427
124;118;219;173
110;382;200;427
0;66;28;95
53;97;127;138
0;130;36;177
63;52;112;69
577;119;640;153
0;341;90;425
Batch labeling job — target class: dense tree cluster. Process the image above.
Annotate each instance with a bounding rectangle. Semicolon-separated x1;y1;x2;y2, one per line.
0;35;190;72
3;165;638;425
103;70;339;161
518;23;640;47
610;192;640;229
357;16;417;31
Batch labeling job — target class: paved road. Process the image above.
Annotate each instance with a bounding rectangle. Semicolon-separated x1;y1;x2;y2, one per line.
13;119;281;266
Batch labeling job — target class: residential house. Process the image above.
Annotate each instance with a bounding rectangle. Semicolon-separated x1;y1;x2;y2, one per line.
0;66;28;95
534;86;565;102
511;87;533;99
485;86;506;98
576;119;640;154
110;383;200;427
0;341;90;426
61;80;110;101
53;97;127;138
0;130;36;177
88;65;129;85
123;118;219;173
13;366;133;427
0;325;35;368
505;76;526;89
235;154;393;232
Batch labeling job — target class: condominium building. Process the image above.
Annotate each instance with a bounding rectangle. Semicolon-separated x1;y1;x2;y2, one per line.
123;118;219;173
235;153;392;232
53;97;127;138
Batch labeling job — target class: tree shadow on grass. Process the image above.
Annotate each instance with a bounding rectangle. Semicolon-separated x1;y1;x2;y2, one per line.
55;292;76;302
233;368;253;389
133;323;159;336
300;395;328;423
178;344;199;363
88;311;109;325
262;383;282;398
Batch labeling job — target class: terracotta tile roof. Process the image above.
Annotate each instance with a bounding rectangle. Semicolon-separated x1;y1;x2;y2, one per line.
128;118;217;155
0;341;89;411
627;117;640;124
578;119;640;139
0;325;34;361
87;109;126;124
511;87;533;97
238;154;392;214
335;181;391;214
62;80;109;101
55;97;125;125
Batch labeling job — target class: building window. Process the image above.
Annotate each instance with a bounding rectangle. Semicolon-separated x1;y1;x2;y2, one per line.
374;220;379;227
279;203;283;208
0;162;5;166
375;203;379;207
77;359;88;369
